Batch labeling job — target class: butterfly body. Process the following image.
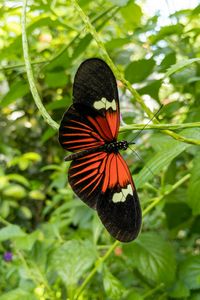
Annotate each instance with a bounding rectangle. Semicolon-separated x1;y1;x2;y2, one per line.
64;140;128;161
59;58;142;242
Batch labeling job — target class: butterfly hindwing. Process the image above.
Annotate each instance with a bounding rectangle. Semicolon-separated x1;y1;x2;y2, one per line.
96;152;141;242
68;151;141;242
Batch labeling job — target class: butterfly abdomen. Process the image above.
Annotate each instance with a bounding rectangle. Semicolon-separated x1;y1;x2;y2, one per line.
64;140;128;161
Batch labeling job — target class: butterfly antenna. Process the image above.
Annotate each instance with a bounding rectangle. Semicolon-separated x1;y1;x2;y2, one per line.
128;146;155;178
129;104;164;143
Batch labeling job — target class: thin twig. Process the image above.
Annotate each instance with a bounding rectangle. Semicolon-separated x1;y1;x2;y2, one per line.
71;0;200;146
22;0;59;130
74;173;190;299
119;122;200;132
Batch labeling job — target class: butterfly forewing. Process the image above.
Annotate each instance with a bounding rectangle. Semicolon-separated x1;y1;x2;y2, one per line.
59;105;105;152
59;58;142;242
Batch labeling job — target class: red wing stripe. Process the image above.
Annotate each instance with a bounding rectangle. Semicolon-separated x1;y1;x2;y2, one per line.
70;161;101;177
70;152;107;169
66;142;104;150
117;154;134;187
69;119;93;130
95;116;114;140
62;133;93;137
88;174;103;195
64;125;92;133
109;154;118;188
99;154;108;174
102;153;114;192
74;169;98;186
105;109;119;138
79;173;102;194
77;152;106;161
62;138;97;144
87;116;113;141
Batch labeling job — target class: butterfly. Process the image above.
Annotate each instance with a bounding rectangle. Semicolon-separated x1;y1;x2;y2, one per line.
59;58;141;242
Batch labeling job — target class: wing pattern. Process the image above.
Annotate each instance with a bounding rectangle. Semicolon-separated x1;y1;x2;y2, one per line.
59;58;142;242
59;103;119;152
68;151;141;242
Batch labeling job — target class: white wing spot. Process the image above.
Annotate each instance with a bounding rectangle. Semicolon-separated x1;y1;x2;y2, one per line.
112;184;133;203
93;97;117;111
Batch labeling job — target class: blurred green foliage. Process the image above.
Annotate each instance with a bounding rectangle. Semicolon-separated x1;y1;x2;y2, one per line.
0;0;200;299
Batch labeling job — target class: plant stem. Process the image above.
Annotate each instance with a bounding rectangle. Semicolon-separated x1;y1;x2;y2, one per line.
143;283;165;298
0;59;47;71
71;0;200;146
74;240;119;299
74;173;190;299
119;122;200;133
0;216;10;226
21;0;59;130
143;174;190;215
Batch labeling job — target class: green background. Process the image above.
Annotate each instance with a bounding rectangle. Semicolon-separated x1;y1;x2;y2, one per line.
0;0;200;299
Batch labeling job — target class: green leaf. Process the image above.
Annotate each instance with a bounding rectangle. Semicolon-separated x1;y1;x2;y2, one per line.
49;240;97;286
19;206;32;219
45;50;71;71
0;17;66;60
138;80;162;100
135;128;200;188
71;34;92;60
179;256;200;290
126;290;144;300
124;232;176;284
22;152;41;162
92;214;103;244
188;153;200;215
41;164;63;172
125;59;155;83
46;97;70;111
0;225;26;241
0;81;29;108
0;176;8;190
103;268;125;300
120;2;142;29
159;52;176;72
190;294;200;300
165;58;200;78
19;158;29;171
29;190;45;200
14;230;42;250
106;37;130;50
3;184;26;199
6;174;30;187
108;0;129;7
164;202;192;229
45;71;68;88
150;24;183;44
168;280;190;298
41;127;57;143
0;289;37;300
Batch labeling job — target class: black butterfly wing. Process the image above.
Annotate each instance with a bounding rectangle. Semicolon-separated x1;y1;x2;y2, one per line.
73;58;119;111
68;151;141;242
73;58;120;140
